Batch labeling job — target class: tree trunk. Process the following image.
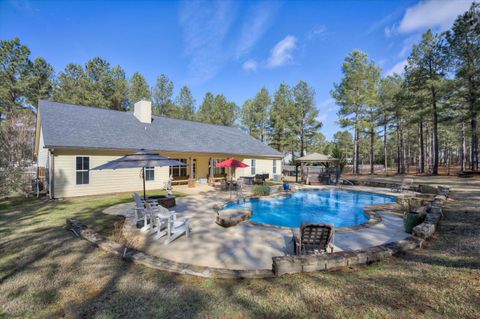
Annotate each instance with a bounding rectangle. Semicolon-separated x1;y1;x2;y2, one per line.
384;124;388;176
419;119;425;173
431;87;439;175
461;122;466;172
353;114;360;174
300;129;305;157
369;129;374;175
471;109;478;171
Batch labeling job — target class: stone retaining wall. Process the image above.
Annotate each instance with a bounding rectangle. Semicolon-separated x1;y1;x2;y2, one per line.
272;191;448;276
347;179;441;194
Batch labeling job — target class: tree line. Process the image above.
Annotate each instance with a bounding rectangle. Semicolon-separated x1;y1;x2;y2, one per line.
331;3;479;174
1;3;478;189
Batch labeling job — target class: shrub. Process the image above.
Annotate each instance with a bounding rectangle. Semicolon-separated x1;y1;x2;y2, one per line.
252;185;270;196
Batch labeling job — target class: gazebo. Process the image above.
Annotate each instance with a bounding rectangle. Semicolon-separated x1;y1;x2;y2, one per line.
295;153;339;184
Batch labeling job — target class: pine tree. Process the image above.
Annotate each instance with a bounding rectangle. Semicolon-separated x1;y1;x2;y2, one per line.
54;63;90;105
197;92;215;123
446;2;480;171
110;66;129;111
405;30;447;175
128;72;151;108
331;50;375;174
293;80;321;157
268;83;295;154
241;87;270;141
25;58;54;108
175;86;196;120
152;74;175;116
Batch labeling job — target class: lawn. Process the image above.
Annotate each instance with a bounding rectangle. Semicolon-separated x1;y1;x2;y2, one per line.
0;188;479;318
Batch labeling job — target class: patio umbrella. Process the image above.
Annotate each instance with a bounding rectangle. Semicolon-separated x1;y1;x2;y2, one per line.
92;149;185;200
216;158;249;180
216;158;249;199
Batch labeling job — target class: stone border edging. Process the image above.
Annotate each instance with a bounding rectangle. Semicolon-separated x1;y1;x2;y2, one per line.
66;219;273;279
67;187;448;278
271;190;448;276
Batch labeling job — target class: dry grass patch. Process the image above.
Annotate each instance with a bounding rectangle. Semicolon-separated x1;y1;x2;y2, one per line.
0;188;479;318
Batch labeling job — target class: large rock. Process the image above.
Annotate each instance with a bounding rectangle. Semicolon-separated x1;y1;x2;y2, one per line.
216;209;253;227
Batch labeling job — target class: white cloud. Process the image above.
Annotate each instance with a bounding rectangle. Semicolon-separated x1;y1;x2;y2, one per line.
398;0;472;33
307;25;327;40
386;59;407;76
384;25;396;38
235;1;279;58
179;0;237;83
242;59;258;72
266;35;297;68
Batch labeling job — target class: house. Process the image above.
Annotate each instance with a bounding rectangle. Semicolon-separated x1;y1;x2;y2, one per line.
34;100;283;198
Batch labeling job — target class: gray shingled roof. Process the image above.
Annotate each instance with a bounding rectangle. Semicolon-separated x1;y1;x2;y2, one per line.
38;100;282;157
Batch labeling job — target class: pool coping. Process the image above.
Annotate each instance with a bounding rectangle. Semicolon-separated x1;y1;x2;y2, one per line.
216;186;400;232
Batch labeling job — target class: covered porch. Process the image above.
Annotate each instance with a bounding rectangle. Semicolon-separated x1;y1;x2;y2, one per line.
157;152;275;188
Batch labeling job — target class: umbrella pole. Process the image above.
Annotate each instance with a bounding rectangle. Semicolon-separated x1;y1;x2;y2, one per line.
142;167;146;200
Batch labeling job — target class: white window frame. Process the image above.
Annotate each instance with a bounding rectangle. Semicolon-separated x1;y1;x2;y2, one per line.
251;159;256;175
145;167;155;181
273;160;277;174
75;156;90;185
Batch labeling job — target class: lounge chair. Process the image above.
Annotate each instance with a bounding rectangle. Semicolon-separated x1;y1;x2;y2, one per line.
391;178;413;193
292;223;334;255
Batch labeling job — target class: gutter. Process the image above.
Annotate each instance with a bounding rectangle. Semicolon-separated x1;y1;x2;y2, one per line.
42;145;284;159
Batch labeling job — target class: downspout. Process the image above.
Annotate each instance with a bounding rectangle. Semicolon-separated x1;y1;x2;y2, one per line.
49;149;55;199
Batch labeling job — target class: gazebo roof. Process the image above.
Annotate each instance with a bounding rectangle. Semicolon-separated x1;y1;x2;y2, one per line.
296;153;338;162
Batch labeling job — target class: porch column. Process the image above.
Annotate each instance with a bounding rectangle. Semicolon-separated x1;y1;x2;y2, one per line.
208;158;215;185
188;157;196;188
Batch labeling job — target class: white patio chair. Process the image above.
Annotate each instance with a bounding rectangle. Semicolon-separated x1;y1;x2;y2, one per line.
144;202;191;242
133;193;152;232
164;214;191;245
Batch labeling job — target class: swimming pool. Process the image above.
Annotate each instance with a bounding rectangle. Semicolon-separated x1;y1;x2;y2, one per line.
221;189;396;228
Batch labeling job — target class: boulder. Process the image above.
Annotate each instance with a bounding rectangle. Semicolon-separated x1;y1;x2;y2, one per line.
216;208;253;227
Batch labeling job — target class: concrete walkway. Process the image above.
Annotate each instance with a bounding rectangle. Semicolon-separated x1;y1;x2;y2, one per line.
104;186;409;270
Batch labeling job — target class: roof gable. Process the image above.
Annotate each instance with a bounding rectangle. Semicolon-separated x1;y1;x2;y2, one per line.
38;100;282;157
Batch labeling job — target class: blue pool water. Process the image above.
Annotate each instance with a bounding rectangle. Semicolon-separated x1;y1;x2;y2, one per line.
221;189;396;228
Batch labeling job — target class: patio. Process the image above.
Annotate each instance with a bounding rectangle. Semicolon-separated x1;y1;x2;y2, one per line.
103;185;410;270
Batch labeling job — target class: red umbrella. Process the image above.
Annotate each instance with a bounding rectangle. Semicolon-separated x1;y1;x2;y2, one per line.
215;158;249;198
215;158;249;168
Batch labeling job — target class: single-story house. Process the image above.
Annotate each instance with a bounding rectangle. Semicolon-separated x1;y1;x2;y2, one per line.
34;100;283;198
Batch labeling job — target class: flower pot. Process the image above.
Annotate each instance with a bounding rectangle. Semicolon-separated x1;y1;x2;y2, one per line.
283;182;290;191
403;211;425;234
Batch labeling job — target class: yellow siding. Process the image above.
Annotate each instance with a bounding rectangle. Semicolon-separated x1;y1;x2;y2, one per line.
52;149;282;198
53;150;169;198
234;158;282;178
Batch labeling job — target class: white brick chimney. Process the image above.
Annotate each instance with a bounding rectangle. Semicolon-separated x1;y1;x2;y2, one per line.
133;100;152;124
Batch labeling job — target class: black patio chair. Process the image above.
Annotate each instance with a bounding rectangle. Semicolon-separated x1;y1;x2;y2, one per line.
292;223;335;255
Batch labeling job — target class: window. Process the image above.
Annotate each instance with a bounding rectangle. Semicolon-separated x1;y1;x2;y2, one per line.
273;160;277;174
209;159;226;176
170;159;187;177
145;167;154;181
251;159;256;175
76;156;89;185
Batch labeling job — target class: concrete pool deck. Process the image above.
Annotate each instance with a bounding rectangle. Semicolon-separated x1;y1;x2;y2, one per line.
104;186;410;270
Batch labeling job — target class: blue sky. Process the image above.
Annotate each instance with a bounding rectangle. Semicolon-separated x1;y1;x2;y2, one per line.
0;0;473;139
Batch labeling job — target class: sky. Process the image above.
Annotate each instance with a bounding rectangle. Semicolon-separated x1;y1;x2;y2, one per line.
0;0;474;140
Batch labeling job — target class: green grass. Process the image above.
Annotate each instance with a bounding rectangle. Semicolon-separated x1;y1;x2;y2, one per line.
0;188;479;318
